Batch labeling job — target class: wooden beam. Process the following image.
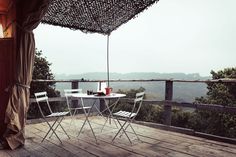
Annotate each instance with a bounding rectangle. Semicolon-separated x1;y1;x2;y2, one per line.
32;78;236;83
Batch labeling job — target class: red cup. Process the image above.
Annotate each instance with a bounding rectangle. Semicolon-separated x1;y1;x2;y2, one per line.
105;87;112;95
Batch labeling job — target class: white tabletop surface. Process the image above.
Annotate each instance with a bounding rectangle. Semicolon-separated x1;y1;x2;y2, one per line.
71;93;126;99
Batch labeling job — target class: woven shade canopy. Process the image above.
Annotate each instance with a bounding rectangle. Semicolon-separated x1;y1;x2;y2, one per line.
42;0;158;35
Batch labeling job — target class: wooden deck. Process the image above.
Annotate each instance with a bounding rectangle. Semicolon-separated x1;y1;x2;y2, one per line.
1;116;236;157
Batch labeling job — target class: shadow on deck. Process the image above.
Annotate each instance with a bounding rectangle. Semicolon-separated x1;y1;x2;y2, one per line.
1;116;236;157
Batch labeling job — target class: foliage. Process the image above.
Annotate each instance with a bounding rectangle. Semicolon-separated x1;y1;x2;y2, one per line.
193;67;236;138
171;108;192;128
30;49;60;98
116;87;146;98
28;49;62;119
188;110;236;138
115;68;236;138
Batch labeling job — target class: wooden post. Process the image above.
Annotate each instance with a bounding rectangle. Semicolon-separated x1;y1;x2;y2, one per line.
71;80;79;89
164;80;173;126
71;80;79;108
100;99;105;114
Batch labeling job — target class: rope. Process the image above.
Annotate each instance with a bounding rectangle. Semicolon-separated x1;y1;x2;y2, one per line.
15;83;30;89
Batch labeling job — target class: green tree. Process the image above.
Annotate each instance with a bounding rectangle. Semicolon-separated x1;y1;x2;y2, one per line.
117;87;146;98
30;49;60;98
28;49;60;119
192;68;236;138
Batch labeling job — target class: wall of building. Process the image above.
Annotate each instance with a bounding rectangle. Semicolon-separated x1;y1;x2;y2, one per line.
0;0;16;137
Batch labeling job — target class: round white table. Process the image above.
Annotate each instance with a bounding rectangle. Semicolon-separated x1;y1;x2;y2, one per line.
71;93;126;140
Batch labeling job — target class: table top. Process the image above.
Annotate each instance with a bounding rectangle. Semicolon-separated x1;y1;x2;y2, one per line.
71;93;126;99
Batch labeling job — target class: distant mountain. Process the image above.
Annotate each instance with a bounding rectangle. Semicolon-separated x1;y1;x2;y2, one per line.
55;72;211;102
55;72;210;80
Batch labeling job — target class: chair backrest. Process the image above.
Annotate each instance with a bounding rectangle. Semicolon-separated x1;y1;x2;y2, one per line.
131;92;145;117
64;89;82;114
35;91;52;118
97;81;106;93
64;89;82;97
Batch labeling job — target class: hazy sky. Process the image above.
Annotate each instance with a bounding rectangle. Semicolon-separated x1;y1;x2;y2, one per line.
34;0;236;77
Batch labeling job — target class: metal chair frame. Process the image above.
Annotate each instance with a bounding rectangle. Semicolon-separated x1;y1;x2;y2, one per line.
100;98;120;132
77;97;97;143
112;92;145;144
65;90;97;142
35;92;70;143
64;89;85;117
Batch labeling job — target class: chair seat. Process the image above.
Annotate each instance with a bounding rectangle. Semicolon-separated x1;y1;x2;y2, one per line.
46;111;69;118
113;110;137;118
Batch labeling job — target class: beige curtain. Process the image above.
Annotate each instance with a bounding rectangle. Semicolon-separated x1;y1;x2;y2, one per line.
4;0;50;150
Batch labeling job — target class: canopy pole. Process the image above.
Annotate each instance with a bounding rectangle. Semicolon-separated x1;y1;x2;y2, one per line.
107;34;110;87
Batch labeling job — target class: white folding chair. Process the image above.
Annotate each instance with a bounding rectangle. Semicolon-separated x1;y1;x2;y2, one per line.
112;92;145;144
64;89;97;142
34;92;70;143
64;89;84;117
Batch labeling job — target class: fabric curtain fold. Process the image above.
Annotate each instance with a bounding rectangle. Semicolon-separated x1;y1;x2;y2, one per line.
4;0;50;150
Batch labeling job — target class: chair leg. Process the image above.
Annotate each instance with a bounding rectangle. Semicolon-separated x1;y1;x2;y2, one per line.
43;117;62;143
101;115;118;132
49;118;61;139
101;100;119;131
101;116;109;132
93;99;106;120
112;119;125;141
78;118;87;136
112;117;118;128
119;122;129;138
112;118;132;144
78;107;97;143
127;122;140;141
78;117;97;143
120;121;140;141
48;116;70;139
69;109;78;129
58;117;70;139
86;117;97;143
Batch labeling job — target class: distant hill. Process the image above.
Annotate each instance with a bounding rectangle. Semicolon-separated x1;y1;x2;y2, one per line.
55;72;211;102
55;72;210;80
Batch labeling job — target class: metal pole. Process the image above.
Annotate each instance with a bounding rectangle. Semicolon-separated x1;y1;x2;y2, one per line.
107;34;110;87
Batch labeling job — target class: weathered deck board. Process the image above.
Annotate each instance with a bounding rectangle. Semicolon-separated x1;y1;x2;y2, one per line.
137;125;236;157
132;124;236;157
27;126;97;157
4;147;32;157
31;121;144;157
92;118;236;157
62;118;164;157
1;116;235;157
0;151;11;157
